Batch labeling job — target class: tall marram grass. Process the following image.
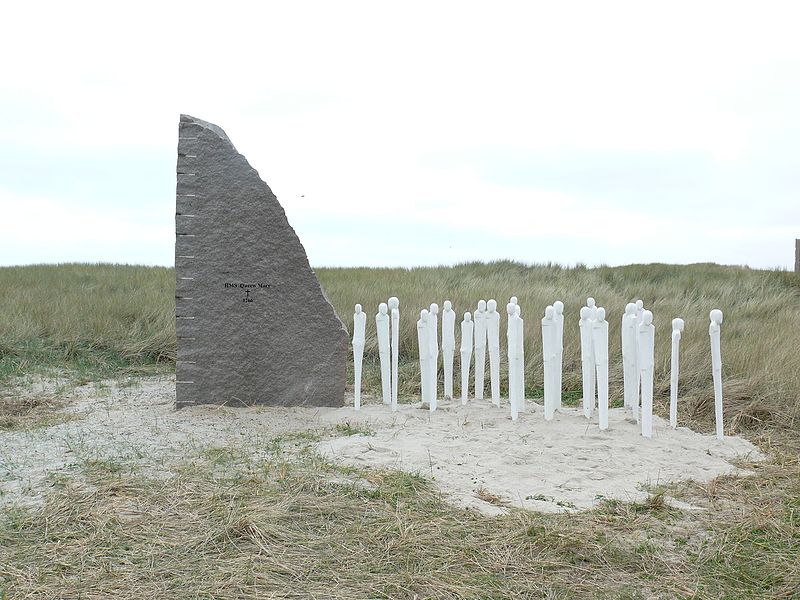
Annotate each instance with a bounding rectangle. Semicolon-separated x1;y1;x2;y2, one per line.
1;261;798;443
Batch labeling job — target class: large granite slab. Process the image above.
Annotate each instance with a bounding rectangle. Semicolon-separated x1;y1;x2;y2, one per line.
175;114;348;408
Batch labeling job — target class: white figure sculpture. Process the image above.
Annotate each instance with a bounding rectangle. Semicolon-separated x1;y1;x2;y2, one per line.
710;309;724;440
670;317;684;429
515;304;525;413
460;312;474;405
429;303;440;407
442;300;456;400
621;302;639;420
473;300;488;400
638;310;656;438
635;299;644;325
578;306;595;418
592;307;609;430
388;296;400;412
417;309;432;409
376;302;391;405
506;302;520;420
587;297;597;321
352;304;367;411
553;300;564;409
486;299;501;406
542;305;558;421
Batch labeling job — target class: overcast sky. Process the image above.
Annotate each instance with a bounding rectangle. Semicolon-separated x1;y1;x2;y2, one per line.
1;1;798;269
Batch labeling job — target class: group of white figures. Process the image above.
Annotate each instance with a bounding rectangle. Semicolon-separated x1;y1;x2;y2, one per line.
351;297;726;440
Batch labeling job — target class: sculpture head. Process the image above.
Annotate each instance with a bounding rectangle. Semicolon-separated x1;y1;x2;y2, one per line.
477;299;487;312
545;305;555;319
580;306;590;320
710;309;723;325
554;300;564;315
420;308;429;321
443;300;452;311
636;299;644;310
510;296;518;305
355;303;362;314
587;297;596;308
643;310;653;325
379;302;388;315
430;302;439;315
596;307;606;321
625;302;636;316
506;302;515;316
487;299;497;312
464;311;472;322
388;296;399;310
672;317;685;332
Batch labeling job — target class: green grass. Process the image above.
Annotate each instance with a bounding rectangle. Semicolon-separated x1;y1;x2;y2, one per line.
1;261;799;598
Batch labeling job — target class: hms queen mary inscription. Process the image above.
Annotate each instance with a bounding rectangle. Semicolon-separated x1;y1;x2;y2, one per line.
175;115;348;408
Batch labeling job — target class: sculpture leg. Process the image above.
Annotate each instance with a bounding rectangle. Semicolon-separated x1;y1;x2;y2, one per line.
444;350;454;400
391;346;399;412
669;367;678;429
489;349;501;406
353;346;364;411
544;360;554;421
713;369;723;440
634;369;641;423
597;361;609;430
419;358;428;405
509;360;518;421
431;352;439;408
622;359;632;409
380;353;391;404
518;358;525;413
474;346;486;400
555;353;562;410
460;350;471;405
641;368;653;438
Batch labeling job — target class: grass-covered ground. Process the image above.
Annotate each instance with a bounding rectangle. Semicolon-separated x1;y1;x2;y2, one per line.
1;262;799;598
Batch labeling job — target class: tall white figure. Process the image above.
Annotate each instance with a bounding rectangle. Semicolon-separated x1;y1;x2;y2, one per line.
638;310;656;439
388;296;400;412
578;306;595;418
709;309;724;440
376;303;391;405
553;300;564;409
670;317;684;429
486;299;501;406
592;307;610;431
542;305;558;421
515;304;525;413
417;309;433;409
352;304;367;411
429;303;440;406
506;302;520;420
621;302;639;420
441;300;456;400
587;297;598;321
460;312;474;405
473;300;488;400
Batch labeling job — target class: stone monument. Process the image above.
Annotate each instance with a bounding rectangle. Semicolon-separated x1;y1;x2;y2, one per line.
175;115;348;408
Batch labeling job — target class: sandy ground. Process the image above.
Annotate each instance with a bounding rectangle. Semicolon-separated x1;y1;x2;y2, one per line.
0;376;762;515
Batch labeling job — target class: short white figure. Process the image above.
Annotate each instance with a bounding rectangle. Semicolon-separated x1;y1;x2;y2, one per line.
587;297;597;321
709;309;724;440
592;307;610;430
429;303;440;406
352;304;367;411
621;302;640;420
670;317;685;429
515;304;525;413
442;300;456;400
578;306;595;418
460;312;474;405
638;310;656;439
417;309;432;409
506;302;520;420
542;305;558;421
553;300;564;409
473;300;488;400
635;299;644;325
486;299;501;406
388;296;400;412
376;303;391;405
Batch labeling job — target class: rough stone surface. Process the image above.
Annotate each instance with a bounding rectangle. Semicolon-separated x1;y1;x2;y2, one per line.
175;114;348;408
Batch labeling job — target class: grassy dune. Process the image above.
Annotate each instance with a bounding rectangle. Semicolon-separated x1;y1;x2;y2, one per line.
1;262;799;598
